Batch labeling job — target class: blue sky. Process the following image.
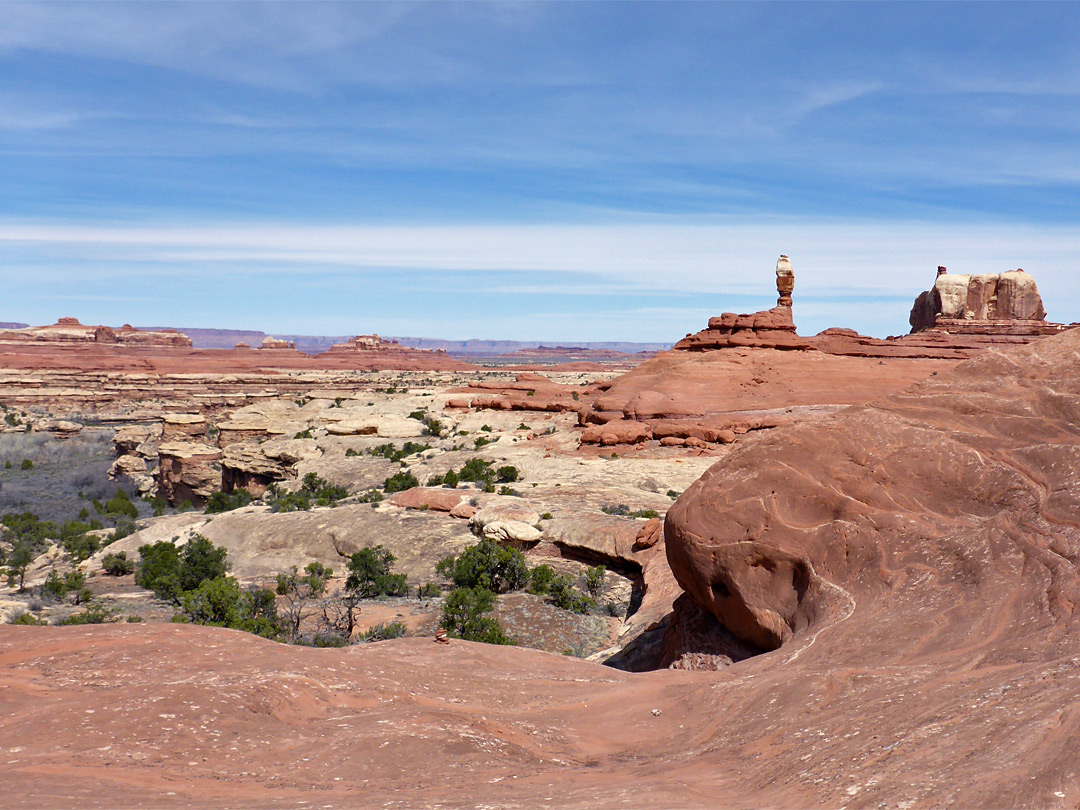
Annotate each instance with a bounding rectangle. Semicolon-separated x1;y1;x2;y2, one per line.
1;2;1078;341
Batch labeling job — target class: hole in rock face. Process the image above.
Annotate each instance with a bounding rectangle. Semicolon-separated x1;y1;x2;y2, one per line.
711;580;731;600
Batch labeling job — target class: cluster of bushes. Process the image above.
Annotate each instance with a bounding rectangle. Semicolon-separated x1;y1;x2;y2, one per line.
383;470;419;493
133;535;280;637
526;563;607;613
368;442;430;463
407;410;444;437
102;550;135;576
266;473;348;512
1;507;132;588
130;535;415;646
433;538;608;643
204;488;254;514
427;458;518;493
601;504;660;519
41;568;91;605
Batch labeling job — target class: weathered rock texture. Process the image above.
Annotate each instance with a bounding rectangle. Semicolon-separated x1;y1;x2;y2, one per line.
665;324;1080;665
908;267;1068;336
155;441;222;506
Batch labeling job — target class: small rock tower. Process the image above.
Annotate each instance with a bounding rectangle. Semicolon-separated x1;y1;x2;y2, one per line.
776;255;794;307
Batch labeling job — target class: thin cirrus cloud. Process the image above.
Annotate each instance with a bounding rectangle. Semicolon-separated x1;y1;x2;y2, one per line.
0;219;1077;341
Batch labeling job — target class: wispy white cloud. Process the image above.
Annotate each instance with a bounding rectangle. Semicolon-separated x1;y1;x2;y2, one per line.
2;217;1078;311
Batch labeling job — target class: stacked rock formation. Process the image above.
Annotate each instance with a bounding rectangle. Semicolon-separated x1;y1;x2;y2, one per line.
908;267;1066;336
673;255;812;351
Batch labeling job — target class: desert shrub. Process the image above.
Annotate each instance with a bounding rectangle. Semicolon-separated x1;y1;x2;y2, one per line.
104;489;138;520
178;576;281;639
20;459;33;470
102;551;135;576
136;534;228;602
666;489;681;499
3;540;35;590
205;489;254;514
369;442;430;463
359;621;408;642
474;436;493;449
427;468;459;488
497;486;518;496
383;470;419;493
345;545;408;598
294;429;313;439
548;574;594;614
458;458;493;484
422;416;443;437
59;521;100;563
58;602;118;625
417;582;440;598
267;473;347;512
1;512;57;548
178;535;229;592
527;564;556;595
135;541;181;600
10;610;45;626
584;565;606;600
304;632;349;647
495;465;519;483
540;512;553;520
436;537;528;594
276;562;333;643
109;518;136;544
41;570;68;601
358;489;384;503
439;587;513;645
601;504;660;519
345;447;359;457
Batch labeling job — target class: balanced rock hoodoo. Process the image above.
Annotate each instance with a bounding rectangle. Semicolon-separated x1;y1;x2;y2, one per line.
673;255;811;350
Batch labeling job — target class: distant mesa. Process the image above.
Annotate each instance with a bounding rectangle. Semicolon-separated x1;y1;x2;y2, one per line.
324;333;449;355
0;317;193;348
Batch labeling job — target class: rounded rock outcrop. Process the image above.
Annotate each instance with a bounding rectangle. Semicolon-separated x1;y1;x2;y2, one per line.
665;327;1080;656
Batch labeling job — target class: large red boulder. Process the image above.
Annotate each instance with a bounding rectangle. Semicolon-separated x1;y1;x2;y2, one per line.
666;327;1080;653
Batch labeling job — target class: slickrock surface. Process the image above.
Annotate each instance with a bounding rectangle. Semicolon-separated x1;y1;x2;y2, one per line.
594;347;955;420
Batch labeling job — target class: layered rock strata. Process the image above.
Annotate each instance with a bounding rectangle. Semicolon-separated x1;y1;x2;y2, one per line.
0;318;193;347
